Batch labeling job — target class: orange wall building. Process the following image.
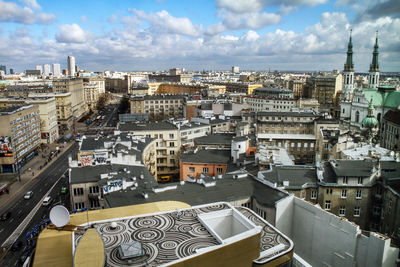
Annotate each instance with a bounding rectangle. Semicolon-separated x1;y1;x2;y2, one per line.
179;150;230;181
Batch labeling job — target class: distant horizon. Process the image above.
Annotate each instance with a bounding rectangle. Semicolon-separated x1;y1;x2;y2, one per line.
1;0;399;73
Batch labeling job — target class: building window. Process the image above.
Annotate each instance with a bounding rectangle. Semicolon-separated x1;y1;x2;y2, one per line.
75;202;85;210
311;190;317;200
169;134;174;139
73;188;84;196
203;167;209;173
169;142;174;147
343;176;348;184
354;206;360;217
324;200;331;210
356;189;362;199
170;159;175;164
339;206;346;216
217;167;223;174
357;177;363;184
89;186;99;194
188;167;195;173
355;111;360;123
341;189;347;198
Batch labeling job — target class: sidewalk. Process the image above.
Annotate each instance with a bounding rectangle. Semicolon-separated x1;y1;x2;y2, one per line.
0;141;75;210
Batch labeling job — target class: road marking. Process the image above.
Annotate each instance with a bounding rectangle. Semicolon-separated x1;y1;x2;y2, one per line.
0;229;3;233
18;210;22;214
14;260;18;266
9;218;14;223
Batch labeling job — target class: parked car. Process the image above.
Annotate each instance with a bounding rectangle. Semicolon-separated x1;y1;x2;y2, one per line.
0;211;11;221
24;191;33;199
11;241;23;251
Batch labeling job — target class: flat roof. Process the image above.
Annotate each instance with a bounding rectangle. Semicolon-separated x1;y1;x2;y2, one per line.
119;121;178;131
257;133;316;140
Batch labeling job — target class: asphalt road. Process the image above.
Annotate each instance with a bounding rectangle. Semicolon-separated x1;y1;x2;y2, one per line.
0;144;77;266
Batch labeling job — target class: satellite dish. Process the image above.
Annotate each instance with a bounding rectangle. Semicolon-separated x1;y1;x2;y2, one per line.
50;205;70;227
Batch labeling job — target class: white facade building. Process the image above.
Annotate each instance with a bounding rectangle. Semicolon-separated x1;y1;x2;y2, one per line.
67;56;76;77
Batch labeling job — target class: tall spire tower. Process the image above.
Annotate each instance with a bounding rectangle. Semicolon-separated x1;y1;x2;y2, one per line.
368;31;380;89
343;29;355;101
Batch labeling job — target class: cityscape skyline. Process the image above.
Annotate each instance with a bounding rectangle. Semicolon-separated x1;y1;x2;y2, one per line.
0;0;399;72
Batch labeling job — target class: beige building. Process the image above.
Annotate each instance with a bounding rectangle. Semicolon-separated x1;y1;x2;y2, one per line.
53;78;86;119
211;82;262;95
247;111;320;163
0;97;59;144
243;95;296;111
0;105;41;173
308;72;343;116
83;82;99;111
289;79;306;99
119;122;180;180
30;92;73;135
129;94;185;121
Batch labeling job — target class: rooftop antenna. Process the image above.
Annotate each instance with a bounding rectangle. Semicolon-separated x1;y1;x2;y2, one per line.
49;205;70;228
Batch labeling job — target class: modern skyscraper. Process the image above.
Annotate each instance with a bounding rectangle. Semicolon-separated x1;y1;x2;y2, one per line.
43;64;51;76
36;64;42;74
0;65;6;74
368;31;380;89
67;56;76;77
343;30;355;102
53;63;61;77
9;68;14;74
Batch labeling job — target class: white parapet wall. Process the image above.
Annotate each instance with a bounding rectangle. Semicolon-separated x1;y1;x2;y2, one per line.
275;196;399;267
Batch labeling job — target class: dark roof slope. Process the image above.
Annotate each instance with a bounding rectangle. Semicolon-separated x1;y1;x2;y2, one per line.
383;110;400;125
194;133;234;145
179;150;231;164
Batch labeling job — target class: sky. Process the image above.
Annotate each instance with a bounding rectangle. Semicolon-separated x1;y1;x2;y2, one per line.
0;0;399;72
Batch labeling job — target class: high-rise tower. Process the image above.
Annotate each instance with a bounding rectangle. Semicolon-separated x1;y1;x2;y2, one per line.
53;63;61;77
368;31;379;89
343;30;355;101
67;56;76;77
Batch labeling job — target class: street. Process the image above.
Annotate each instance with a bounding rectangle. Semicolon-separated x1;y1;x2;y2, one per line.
0;144;77;266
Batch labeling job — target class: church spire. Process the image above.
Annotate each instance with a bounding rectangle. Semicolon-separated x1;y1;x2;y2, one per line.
344;29;354;72
368;31;380;89
369;31;379;72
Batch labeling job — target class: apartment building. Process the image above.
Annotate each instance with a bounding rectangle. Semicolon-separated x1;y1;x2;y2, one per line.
29;92;73;135
53;78;86;119
289;79;306;99
119;122;180;180
253;87;294;99
148;73;192;83
243;95;296;111
179;150;230;181
381;109;400;151
246;110;320;163
307;72;343;116
0;105;41;173
129;94;185;121
0;97;59;144
210;82;263;95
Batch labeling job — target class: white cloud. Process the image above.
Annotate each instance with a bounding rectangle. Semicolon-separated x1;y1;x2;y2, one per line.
132;9;201;37
205;22;226;36
0;0;35;24
241;30;260;42
218;9;280;30
55;24;86;43
20;0;41;9
107;14;117;23
36;13;56;24
0;0;55;24
80;15;87;22
215;0;267;13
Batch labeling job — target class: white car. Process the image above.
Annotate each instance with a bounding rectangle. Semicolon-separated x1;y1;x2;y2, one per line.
24;191;33;199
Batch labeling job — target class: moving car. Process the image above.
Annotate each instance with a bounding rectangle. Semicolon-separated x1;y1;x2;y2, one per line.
42;196;52;206
0;211;11;221
11;241;23;252
24;191;33;199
